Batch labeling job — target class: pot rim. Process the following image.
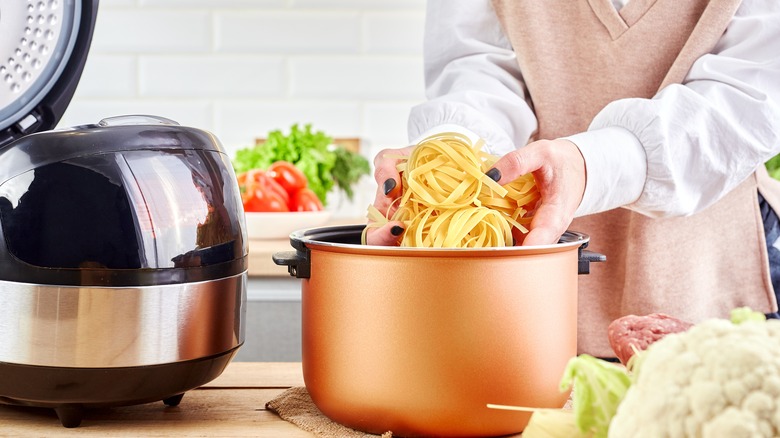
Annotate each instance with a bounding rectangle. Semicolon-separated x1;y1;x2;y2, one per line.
289;224;590;256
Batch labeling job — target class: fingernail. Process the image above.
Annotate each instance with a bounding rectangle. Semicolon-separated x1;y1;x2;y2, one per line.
383;178;397;195
486;168;501;182
390;225;404;236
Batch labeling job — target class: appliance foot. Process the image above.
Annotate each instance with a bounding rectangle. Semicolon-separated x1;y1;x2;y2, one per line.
54;404;84;428
163;393;185;406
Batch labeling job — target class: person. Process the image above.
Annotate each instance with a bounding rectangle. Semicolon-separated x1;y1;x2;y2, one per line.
366;0;780;358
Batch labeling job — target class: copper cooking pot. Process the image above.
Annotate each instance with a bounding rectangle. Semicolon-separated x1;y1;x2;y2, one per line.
274;224;604;437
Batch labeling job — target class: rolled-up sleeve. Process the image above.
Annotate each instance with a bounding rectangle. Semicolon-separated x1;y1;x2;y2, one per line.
577;0;780;217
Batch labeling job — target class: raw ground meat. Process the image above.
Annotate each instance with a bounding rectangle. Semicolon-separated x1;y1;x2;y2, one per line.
607;313;694;364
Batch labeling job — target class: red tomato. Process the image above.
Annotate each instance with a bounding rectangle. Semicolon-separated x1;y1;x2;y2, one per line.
267;161;308;194
261;175;290;206
243;190;288;212
238;170;290;212
288;187;323;212
241;170;290;204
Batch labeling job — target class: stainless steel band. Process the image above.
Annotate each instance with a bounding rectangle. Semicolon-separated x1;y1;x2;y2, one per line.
0;273;246;368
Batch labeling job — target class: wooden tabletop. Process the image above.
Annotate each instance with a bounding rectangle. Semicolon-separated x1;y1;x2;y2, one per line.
0;362;313;437
247;217;365;277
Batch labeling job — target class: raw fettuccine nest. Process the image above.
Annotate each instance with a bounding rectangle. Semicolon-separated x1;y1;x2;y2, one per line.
363;132;539;248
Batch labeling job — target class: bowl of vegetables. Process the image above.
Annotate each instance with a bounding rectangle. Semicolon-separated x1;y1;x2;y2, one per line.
233;124;370;240
237;161;330;239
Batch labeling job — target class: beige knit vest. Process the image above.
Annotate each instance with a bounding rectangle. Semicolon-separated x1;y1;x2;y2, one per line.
492;0;780;356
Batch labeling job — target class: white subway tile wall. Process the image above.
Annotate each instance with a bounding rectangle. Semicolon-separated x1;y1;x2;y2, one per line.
59;0;427;217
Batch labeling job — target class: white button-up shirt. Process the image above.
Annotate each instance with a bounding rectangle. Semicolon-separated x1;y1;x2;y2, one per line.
408;0;780;218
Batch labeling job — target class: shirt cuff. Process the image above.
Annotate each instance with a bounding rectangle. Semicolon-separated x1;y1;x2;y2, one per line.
411;124;483;147
565;127;647;217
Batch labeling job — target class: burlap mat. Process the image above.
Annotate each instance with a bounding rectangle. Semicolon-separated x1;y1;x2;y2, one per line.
267;386;573;437
266;387;393;438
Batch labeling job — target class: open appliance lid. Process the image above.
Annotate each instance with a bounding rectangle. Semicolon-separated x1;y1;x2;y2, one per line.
0;0;98;148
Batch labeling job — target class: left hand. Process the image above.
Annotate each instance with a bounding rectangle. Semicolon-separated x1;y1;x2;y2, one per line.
487;138;586;246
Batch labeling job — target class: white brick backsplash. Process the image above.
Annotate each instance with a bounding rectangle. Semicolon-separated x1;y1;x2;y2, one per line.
364;12;425;54
58;100;214;132
291;57;424;99
75;55;137;98
141;0;286;7
139;56;285;98
291;0;426;10
100;0;137;6
216;11;360;54
91;9;211;53
364;101;418;148
53;3;430;206
214;100;361;154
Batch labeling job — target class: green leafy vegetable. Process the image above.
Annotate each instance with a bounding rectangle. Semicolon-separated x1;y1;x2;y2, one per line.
767;155;780;180
232;124;370;206
559;354;631;438
332;145;371;201
730;306;767;324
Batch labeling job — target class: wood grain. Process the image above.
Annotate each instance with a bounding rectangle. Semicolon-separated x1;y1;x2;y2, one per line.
0;362;313;437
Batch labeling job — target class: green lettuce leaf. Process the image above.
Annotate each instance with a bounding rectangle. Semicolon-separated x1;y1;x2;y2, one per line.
559;355;631;438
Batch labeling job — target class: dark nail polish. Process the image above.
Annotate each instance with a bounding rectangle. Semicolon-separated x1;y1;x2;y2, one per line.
486;168;501;182
383;178;397;195
390;225;404;236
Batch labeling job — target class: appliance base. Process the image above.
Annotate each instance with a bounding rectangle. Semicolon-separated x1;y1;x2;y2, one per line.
0;346;240;428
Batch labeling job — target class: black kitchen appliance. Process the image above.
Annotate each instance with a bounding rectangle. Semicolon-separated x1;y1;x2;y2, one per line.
0;0;248;428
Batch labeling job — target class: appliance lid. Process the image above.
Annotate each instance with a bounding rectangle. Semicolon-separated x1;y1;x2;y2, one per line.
0;0;99;148
0;117;249;287
0;114;227;184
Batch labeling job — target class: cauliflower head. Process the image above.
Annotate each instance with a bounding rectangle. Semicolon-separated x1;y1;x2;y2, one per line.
608;318;780;438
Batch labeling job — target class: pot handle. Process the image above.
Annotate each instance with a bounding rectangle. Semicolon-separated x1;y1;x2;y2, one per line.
272;249;311;279
578;248;606;275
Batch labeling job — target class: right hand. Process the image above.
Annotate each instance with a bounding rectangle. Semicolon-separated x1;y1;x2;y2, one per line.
485;138;586;246
364;145;414;246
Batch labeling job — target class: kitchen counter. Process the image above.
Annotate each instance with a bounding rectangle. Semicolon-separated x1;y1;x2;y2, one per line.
247;216;366;277
0;362;314;437
248;237;303;277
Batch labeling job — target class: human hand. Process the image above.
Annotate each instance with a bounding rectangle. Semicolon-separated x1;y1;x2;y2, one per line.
364;145;415;246
486;139;586;246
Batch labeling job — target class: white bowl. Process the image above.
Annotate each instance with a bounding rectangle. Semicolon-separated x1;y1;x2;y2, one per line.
244;211;332;240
